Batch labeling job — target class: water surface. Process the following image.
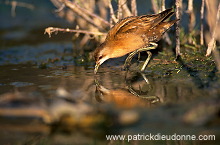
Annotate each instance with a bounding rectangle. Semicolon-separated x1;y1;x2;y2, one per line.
0;1;219;144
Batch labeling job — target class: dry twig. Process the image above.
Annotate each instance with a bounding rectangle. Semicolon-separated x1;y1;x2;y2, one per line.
70;1;110;26
44;27;106;38
59;0;105;30
3;0;34;17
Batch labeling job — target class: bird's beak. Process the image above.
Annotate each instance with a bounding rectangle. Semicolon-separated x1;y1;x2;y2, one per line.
94;56;108;74
94;62;100;74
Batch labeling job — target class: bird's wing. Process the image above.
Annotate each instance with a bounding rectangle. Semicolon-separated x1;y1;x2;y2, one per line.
146;19;179;42
106;16;138;40
115;8;176;44
116;8;174;35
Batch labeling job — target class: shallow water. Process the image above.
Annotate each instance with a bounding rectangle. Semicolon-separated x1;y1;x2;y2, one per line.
0;50;219;144
0;1;220;145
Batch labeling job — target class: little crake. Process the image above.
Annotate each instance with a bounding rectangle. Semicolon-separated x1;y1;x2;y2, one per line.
94;8;179;74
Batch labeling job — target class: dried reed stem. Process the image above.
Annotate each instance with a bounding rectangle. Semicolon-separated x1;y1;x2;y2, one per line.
161;0;172;45
187;0;195;32
151;0;159;13
161;0;165;11
120;0;132;17
117;0;123;20
74;2;110;26
3;0;34;17
44;27;106;38
175;0;182;57
4;0;34;9
131;0;137;16
206;2;220;56
187;0;195;44
50;0;63;10
60;0;104;30
109;0;118;27
206;4;220;72
200;0;205;45
206;2;220;72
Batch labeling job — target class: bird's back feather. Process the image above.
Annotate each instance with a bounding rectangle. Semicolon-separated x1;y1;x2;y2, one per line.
106;8;174;41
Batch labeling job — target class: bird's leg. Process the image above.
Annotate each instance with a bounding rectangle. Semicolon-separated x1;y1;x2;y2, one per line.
124;50;139;70
124;42;158;71
140;42;158;72
137;52;141;61
140;51;152;72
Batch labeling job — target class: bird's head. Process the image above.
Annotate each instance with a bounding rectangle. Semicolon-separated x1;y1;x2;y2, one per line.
94;43;110;74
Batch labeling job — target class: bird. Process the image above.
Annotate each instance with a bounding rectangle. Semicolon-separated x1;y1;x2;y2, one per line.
94;8;179;74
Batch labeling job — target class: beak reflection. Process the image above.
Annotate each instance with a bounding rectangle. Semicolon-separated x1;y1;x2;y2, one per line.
94;63;100;74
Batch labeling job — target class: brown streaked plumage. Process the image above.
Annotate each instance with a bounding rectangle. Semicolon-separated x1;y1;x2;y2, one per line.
95;84;159;108
94;8;179;74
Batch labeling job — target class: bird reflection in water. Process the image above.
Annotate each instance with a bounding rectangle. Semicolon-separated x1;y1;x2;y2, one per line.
94;73;160;108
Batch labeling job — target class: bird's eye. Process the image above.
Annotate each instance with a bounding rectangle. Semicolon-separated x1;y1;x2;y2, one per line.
98;55;103;60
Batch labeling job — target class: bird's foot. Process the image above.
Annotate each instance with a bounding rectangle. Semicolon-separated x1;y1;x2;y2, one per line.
136;61;145;72
123;61;131;71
